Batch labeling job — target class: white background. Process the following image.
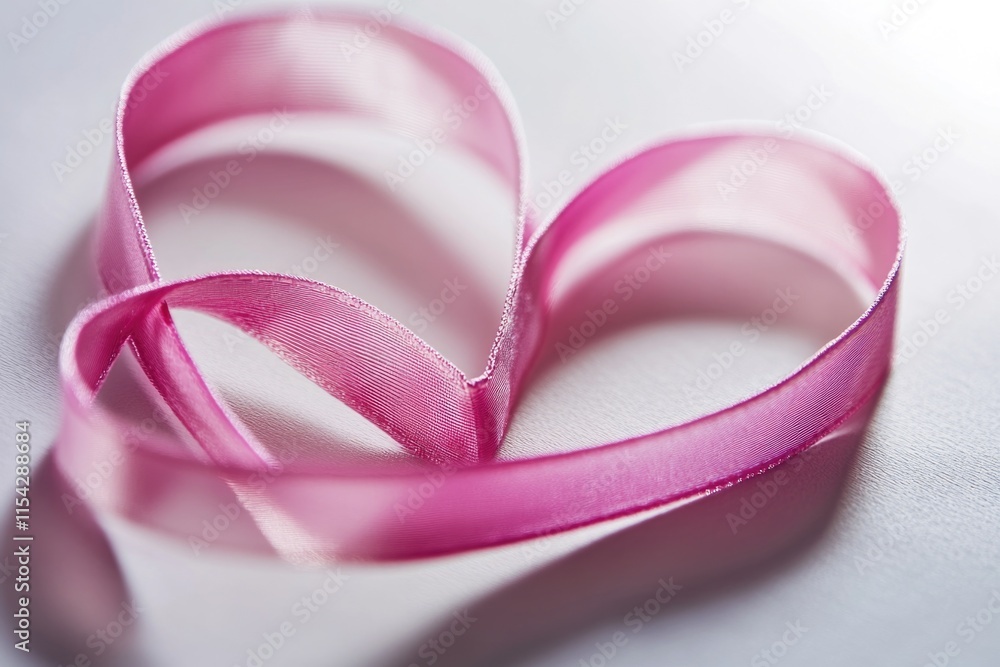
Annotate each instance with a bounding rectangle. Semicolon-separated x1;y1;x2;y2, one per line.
2;0;999;665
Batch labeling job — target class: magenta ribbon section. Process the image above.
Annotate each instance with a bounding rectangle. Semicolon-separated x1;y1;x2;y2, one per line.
55;10;903;560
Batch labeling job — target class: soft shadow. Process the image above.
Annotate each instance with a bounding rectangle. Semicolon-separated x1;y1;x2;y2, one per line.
136;150;510;376
33;139;887;667
382;230;881;665
386;389;880;667
1;456;146;666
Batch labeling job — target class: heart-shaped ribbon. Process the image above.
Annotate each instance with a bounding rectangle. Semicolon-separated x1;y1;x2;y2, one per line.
56;9;903;560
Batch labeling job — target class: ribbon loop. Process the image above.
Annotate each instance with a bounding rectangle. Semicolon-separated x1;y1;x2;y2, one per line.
55;10;904;560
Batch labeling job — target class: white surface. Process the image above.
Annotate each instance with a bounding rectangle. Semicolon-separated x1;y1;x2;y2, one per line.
2;1;999;666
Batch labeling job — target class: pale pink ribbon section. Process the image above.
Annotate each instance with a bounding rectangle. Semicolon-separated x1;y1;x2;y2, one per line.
55;10;903;560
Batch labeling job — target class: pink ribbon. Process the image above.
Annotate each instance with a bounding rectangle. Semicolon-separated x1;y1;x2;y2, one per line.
56;10;903;561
